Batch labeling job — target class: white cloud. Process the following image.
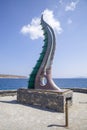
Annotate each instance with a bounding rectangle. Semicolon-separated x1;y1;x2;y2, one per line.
21;9;62;40
65;0;79;11
21;18;43;40
67;18;72;24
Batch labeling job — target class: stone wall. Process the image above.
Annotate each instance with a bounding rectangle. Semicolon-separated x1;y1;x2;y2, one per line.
68;88;87;94
17;88;73;112
0;90;17;96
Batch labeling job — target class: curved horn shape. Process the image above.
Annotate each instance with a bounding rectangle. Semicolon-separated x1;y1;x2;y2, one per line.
28;15;61;91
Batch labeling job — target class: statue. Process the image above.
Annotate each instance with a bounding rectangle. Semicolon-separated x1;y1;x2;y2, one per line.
17;15;73;112
28;15;61;91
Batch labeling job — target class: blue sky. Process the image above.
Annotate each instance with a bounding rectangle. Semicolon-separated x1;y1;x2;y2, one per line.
0;0;87;78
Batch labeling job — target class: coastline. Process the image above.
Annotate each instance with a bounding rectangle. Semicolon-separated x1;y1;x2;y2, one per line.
0;74;27;79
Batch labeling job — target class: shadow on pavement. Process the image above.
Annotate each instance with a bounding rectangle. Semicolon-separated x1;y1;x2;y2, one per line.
47;124;65;127
0;100;18;104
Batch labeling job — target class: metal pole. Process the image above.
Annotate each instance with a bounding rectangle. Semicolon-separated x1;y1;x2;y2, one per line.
65;98;69;127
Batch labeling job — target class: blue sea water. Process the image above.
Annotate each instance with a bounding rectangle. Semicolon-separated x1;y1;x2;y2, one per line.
0;78;87;90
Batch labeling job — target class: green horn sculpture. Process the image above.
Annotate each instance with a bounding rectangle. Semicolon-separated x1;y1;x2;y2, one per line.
28;15;61;91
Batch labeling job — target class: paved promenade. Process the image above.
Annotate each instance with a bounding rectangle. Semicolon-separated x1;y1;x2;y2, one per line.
0;92;87;130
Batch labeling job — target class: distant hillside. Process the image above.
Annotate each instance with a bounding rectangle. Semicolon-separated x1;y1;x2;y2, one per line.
0;74;27;79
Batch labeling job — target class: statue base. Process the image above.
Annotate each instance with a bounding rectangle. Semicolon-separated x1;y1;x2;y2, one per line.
17;88;73;112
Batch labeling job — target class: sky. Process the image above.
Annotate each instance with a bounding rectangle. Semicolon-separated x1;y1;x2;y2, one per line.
0;0;87;78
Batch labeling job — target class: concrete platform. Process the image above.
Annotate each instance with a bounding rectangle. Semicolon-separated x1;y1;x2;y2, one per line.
0;92;87;130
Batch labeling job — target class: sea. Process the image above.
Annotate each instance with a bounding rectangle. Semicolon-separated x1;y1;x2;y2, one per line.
0;78;87;90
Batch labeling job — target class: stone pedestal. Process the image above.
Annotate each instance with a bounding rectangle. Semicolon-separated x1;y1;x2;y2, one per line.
17;88;73;112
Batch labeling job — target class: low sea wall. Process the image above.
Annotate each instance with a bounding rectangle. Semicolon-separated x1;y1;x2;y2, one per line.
0;90;17;96
67;88;87;94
